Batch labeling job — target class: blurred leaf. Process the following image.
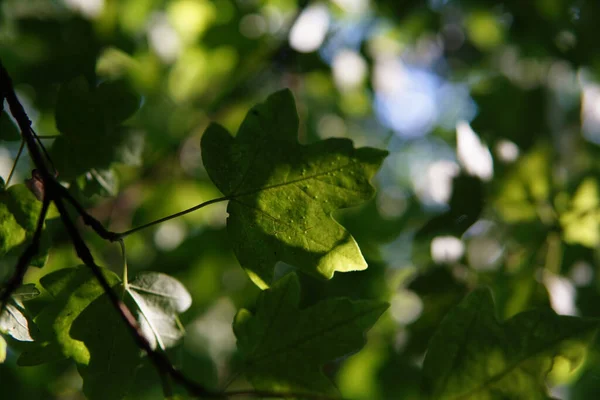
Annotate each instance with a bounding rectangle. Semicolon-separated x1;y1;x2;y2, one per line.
560;177;600;248
405;267;468;356
202;89;388;288
421;287;598;399
127;272;192;350
0;113;20;141
416;174;484;239
51;77;142;181
73;168;119;198
233;272;388;395
495;146;551;223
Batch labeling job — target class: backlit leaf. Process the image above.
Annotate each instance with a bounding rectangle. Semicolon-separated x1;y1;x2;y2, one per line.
127;272;192;350
18;266;120;366
202;89;387;288
0;300;37;342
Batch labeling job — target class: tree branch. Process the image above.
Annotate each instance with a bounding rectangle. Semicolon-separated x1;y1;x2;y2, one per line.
0;60;218;399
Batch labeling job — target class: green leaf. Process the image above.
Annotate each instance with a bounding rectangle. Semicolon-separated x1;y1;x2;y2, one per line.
421;287;599;400
559;177;600;248
127;272;192;350
55;77;140;138
0;335;6;363
17;266;191;399
18;266;120;365
0;184;51;266
202;89;388;288
71;292;140;400
0;112;20;141
12;283;41;301
233;272;388;395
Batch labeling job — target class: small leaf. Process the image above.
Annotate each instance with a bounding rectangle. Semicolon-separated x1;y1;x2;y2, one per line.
71;292;140;400
559;177;600;248
233;272;388;395
0;299;37;341
202;89;388;288
126;272;192;350
421;287;599;400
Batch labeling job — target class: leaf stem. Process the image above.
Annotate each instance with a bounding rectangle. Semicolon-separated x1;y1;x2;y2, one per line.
5;139;24;186
118;239;128;290
116;196;230;239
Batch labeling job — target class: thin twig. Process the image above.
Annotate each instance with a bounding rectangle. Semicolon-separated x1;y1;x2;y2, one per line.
5;139;24;186
116;196;229;239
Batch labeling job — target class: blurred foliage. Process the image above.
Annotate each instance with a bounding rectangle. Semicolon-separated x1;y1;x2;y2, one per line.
1;0;600;399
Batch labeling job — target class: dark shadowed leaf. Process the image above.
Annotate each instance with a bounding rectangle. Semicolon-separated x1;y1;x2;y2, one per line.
0;112;20;141
71;292;140;400
202;89;388;288
233;272;388;395
421;287;599;400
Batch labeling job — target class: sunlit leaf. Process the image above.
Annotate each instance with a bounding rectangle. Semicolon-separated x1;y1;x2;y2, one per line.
0;184;52;266
560;177;600;248
18;266;120;365
233;272;388;395
0;300;37;342
421;287;599;399
495;146;551;223
127;272;192;350
202;89;388;288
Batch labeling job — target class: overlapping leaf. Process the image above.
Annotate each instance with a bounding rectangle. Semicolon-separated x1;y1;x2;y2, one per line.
421;287;599;400
202;89;388;288
233;272;388;395
0;284;40;342
18;266;121;366
17;266;191;400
